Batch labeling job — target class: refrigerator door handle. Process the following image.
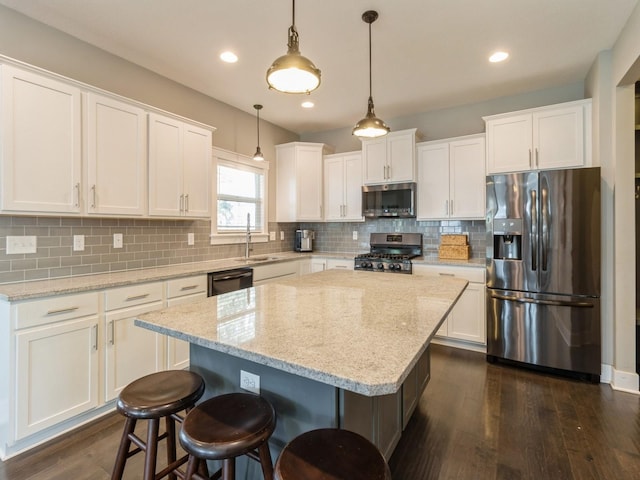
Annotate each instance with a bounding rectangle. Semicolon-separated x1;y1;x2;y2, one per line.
490;292;595;308
530;189;537;271
541;185;549;271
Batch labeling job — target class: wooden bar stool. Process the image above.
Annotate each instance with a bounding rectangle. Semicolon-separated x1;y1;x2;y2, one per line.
111;370;205;480
179;392;276;480
274;428;391;480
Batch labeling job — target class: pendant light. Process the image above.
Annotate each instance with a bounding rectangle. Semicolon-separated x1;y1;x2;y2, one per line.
253;104;264;161
352;10;390;138
266;0;321;94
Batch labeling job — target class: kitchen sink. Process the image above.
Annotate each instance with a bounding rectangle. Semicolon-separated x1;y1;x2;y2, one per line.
235;256;279;263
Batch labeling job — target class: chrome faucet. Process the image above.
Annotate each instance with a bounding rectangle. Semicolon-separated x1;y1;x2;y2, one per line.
245;213;252;259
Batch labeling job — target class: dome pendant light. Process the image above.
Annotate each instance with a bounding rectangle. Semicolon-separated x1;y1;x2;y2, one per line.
253;104;265;161
266;0;321;94
352;10;390;138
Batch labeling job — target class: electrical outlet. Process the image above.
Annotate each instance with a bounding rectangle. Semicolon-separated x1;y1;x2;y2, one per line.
73;235;85;252
280;231;284;241
113;233;123;249
352;231;358;240
6;236;37;254
187;232;195;245
240;370;260;394
269;231;276;241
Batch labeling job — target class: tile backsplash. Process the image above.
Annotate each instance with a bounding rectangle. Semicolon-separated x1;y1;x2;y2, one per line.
0;216;486;284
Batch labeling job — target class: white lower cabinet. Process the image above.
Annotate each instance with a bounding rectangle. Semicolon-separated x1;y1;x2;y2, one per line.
253;261;300;285
413;264;486;349
311;259;327;273
103;282;164;402
165;275;207;370
11;292;100;442
326;259;353;270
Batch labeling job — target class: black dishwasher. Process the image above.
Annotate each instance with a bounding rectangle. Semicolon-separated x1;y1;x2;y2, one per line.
207;267;253;296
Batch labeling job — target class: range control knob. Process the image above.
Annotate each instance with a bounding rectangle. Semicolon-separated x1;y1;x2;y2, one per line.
377;263;384;270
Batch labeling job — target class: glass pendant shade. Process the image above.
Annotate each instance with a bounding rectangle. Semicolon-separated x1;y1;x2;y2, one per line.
253;146;264;162
353;10;389;138
266;1;320;94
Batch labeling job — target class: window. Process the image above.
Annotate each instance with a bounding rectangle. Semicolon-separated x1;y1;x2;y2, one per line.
211;148;269;244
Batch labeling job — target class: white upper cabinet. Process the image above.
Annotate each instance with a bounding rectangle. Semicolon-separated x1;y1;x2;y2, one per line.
484;99;592;174
86;93;147;216
276;142;332;222
0;65;82;214
324;151;363;222
362;129;417;184
148;113;212;218
417;134;485;220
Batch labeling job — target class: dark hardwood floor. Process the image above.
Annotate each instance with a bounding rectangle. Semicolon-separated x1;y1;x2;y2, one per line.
1;345;639;479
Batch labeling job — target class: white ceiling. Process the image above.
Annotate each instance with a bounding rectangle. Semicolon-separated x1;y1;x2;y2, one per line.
1;0;637;134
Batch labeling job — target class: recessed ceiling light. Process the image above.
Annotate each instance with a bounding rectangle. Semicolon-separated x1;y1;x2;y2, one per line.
220;51;238;63
489;51;509;63
301;101;314;108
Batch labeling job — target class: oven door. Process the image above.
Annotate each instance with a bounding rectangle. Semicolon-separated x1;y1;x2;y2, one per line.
207;268;253;296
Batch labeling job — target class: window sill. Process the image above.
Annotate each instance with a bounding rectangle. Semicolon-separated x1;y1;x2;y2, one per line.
210;233;269;246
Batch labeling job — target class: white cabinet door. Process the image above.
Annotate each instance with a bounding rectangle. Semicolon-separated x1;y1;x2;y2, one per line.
166;292;206;370
104;301;164;401
149;113;212;218
387;130;416;183
182;124;211;217
149;113;183;216
15;316;99;440
296;145;324;221
276;142;328;222
449;136;485;219
533;105;584;170
326;259;353;270
1;65;82;213
324;152;363;221
362;138;387;184
86;93;146;216
485;113;532;174
448;282;485;343
311;259;327;272
417;142;450;219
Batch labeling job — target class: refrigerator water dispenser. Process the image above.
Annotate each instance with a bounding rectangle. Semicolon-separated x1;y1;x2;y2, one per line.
493;218;522;260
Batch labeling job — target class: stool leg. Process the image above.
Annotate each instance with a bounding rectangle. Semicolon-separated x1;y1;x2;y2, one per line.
143;418;160;480
184;456;199;480
111;416;137;480
166;415;177;480
257;443;274;480
222;458;235;480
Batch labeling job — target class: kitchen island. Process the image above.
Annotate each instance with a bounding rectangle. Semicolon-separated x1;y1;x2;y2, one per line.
135;269;467;472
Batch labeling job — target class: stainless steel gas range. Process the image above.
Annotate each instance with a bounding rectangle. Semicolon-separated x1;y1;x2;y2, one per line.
354;233;423;274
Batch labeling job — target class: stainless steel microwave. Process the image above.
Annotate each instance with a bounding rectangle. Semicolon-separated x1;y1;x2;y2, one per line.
362;182;416;218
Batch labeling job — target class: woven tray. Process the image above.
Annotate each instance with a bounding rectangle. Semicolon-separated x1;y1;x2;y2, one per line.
438;244;470;260
440;234;468;246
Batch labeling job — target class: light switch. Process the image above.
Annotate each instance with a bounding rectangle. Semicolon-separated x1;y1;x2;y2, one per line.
113;233;123;249
187;232;195;245
352;231;358;240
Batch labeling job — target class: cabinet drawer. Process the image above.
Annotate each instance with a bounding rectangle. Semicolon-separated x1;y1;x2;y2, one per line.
14;292;99;330
104;282;163;311
253;261;298;283
167;275;207;299
413;264;485;283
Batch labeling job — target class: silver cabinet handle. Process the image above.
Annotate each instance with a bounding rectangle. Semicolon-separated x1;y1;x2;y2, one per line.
535;148;539;167
444;200;448;216
74;183;80;207
125;293;150;301
108;320;115;345
450;199;454;215
184;193;189;212
438;272;455;277
46;306;79;316
529;149;532;168
179;194;184;212
91;185;96;209
180;285;198;291
92;323;98;351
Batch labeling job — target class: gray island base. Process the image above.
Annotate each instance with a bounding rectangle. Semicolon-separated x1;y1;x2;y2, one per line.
135;270;468;477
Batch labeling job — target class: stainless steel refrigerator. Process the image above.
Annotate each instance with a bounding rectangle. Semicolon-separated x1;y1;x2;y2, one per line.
486;167;601;381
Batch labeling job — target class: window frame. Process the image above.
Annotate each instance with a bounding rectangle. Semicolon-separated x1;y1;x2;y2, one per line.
210;147;270;245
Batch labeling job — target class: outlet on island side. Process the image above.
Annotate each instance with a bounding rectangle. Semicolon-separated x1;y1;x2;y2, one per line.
240;370;260;394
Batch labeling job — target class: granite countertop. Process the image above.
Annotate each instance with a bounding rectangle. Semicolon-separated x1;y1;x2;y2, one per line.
0;251;483;302
135;269;468;397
